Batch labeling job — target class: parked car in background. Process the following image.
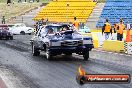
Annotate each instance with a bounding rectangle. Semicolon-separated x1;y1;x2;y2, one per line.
79;26;91;33
9;23;34;35
30;24;93;60
0;25;13;40
78;26;92;37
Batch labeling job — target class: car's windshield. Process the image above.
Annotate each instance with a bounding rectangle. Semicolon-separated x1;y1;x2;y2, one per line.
45;25;70;34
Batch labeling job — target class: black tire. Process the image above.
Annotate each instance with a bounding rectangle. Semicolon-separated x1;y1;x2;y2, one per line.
10;36;13;40
83;50;89;61
6;37;9;40
64;52;72;56
46;50;52;60
28;33;31;35
32;44;40;56
20;31;25;35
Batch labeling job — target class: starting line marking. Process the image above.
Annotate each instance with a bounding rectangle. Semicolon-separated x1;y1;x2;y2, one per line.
93;49;132;57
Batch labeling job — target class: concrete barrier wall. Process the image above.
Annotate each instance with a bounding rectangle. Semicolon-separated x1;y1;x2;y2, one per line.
102;40;125;53
81;31;129;49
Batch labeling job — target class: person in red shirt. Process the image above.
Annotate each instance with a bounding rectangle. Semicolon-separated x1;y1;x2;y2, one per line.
117;19;125;41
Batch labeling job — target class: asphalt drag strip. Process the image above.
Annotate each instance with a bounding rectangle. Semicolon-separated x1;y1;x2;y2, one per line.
0;35;132;88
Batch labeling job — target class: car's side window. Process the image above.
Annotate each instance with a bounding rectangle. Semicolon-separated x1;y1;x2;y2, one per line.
16;25;20;27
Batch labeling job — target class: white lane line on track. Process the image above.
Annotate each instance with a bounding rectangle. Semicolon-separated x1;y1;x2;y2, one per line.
101;51;106;52
93;49;132;57
108;52;113;54
119;54;124;56
125;54;131;57
114;53;118;55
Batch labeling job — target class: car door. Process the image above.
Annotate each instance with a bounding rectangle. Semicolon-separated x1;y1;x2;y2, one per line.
11;25;22;34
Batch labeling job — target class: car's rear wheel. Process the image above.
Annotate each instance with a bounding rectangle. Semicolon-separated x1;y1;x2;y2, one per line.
83;50;89;61
6;37;9;40
32;44;40;56
46;50;52;60
20;31;25;35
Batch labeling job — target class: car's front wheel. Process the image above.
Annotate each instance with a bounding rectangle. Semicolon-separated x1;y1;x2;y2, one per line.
20;31;25;35
83;50;89;61
32;44;40;56
6;37;9;40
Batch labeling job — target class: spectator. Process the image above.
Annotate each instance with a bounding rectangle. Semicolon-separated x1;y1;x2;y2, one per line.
126;22;131;42
73;17;79;30
18;0;22;3
117;19;125;41
2;16;6;24
113;23;118;33
102;19;112;40
41;19;46;25
46;18;48;25
36;0;39;2
7;0;11;4
36;21;41;32
34;22;38;32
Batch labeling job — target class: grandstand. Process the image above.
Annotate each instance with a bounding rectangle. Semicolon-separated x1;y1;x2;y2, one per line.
96;0;132;27
34;0;97;23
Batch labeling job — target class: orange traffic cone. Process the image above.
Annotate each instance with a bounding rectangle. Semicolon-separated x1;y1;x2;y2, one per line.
126;30;131;42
